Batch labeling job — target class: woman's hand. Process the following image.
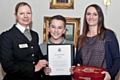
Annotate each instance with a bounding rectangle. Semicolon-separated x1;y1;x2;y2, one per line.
44;67;51;75
35;60;48;72
101;71;111;80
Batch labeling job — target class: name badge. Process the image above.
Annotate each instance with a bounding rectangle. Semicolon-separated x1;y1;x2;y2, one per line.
19;44;28;48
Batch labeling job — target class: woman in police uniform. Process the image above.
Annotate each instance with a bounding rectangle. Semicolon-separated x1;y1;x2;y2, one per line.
0;2;48;80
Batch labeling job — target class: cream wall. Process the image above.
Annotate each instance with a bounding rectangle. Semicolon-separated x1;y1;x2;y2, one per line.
0;0;120;80
0;0;120;44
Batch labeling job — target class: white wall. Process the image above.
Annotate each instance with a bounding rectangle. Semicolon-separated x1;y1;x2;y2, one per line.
0;0;120;44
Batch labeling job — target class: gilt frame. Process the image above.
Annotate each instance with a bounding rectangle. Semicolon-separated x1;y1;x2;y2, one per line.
50;0;74;9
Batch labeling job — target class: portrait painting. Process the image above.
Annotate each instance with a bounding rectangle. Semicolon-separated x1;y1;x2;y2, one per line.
65;23;74;41
50;0;74;9
56;0;68;3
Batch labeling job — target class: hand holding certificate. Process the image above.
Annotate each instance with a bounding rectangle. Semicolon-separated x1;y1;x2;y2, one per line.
47;44;74;76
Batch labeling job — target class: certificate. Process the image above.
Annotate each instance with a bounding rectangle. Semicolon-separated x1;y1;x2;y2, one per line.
47;44;74;76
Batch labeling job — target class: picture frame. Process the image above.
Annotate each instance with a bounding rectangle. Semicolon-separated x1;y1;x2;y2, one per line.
43;16;80;47
50;0;74;9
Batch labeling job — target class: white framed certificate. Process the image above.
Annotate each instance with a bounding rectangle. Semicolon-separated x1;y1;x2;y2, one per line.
47;44;74;76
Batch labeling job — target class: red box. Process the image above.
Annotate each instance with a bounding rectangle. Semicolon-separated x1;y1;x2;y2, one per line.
73;65;106;80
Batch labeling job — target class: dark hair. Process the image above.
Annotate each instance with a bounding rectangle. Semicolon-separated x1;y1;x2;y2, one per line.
78;4;108;50
15;2;32;15
48;15;66;38
49;15;66;27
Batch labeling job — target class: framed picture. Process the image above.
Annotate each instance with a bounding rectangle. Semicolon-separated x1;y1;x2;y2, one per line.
50;0;74;9
43;16;80;47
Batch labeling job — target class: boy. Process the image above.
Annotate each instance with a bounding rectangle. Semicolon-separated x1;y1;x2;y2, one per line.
40;15;74;80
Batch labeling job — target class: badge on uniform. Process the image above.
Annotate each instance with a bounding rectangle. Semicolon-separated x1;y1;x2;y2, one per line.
19;44;28;48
